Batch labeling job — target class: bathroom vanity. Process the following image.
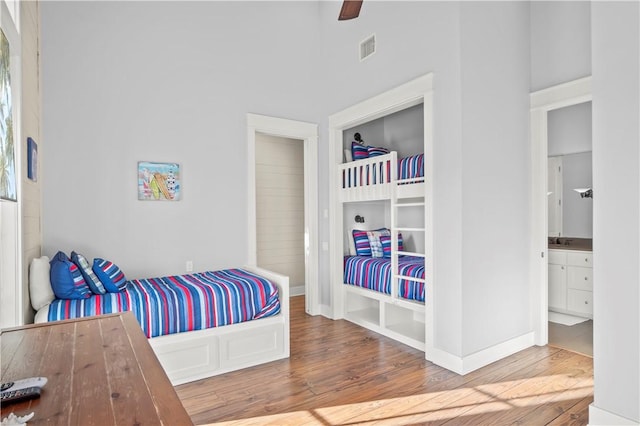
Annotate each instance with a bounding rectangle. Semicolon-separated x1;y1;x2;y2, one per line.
548;238;593;318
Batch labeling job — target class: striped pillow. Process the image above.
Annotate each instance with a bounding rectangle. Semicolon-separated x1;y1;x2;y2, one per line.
49;251;92;299
71;251;106;295
368;146;390;157
352;230;372;256
381;232;405;258
351;142;369;160
367;229;390;258
93;258;127;292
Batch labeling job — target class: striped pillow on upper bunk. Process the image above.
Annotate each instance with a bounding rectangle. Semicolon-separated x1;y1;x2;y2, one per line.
351;142;369;160
368;146;390;157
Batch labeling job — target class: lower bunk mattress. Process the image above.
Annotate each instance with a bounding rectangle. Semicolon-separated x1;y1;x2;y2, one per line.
40;268;281;338
343;255;425;302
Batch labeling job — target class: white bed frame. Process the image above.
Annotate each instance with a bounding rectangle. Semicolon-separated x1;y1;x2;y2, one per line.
338;151;427;351
339;151;425;203
35;265;290;386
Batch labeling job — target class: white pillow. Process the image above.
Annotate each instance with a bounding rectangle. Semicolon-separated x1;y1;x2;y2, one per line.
344;149;353;162
29;256;55;311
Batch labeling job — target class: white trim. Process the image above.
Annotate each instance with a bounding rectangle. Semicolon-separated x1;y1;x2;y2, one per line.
529;76;592;346
428;332;535;375
289;285;305;297
328;73;434;357
247;113;320;316
588;405;639;426
0;0;23;328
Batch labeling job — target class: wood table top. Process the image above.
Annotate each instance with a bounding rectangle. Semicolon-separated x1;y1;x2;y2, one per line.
1;312;193;425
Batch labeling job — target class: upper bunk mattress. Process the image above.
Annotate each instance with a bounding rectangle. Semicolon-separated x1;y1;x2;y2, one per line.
46;268;281;338
343;255;425;302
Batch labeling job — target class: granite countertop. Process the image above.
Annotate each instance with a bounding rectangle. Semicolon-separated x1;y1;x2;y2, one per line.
548;237;593;251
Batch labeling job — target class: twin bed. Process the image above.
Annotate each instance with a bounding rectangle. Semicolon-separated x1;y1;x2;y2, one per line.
33;265;289;386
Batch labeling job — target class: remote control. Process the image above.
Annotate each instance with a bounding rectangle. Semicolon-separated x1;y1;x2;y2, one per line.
1;386;41;405
0;377;47;393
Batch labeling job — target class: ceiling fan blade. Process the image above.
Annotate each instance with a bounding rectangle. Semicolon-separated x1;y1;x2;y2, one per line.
338;0;363;21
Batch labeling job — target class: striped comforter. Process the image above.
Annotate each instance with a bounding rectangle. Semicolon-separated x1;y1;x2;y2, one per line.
343;256;425;302
47;268;281;338
398;153;424;181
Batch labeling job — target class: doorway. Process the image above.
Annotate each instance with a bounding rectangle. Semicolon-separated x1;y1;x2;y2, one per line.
546;101;593;357
255;134;305;296
530;76;592;347
247;114;319;315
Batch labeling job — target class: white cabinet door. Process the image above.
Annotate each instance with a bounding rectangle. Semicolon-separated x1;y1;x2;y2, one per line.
548;263;567;311
568;289;593;315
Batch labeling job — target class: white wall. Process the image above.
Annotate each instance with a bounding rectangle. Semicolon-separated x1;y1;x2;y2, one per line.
459;2;531;356
547;101;592;156
591;2;639;423
530;1;591;91
41;1;323;279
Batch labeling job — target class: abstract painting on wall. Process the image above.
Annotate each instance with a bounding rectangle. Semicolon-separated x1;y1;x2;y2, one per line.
0;29;16;201
138;161;181;201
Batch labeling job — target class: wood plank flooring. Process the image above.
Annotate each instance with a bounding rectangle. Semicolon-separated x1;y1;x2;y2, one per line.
176;296;593;425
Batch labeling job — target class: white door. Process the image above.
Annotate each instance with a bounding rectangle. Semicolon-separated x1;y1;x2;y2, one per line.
255;134;306;295
547;156;563;237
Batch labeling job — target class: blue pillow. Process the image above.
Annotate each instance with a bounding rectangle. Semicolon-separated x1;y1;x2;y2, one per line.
71;251;106;295
49;251;92;299
351;142;369;160
368;146;390;157
92;258;127;292
352;230;372;256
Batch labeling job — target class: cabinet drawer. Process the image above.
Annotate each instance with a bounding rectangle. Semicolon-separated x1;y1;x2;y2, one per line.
567;289;593;316
548;250;567;265
567;266;593;291
567;251;592;267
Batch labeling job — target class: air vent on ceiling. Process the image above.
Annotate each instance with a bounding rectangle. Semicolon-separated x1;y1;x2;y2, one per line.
359;34;376;61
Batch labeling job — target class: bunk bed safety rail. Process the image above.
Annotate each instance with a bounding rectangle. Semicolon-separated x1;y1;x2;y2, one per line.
339;152;397;202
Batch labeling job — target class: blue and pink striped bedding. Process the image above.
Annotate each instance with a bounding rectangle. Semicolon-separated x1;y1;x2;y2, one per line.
343;255;425;302
342;153;424;188
47;268;281;338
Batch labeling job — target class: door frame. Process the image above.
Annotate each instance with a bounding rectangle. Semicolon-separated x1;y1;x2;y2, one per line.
530;76;592;345
247;113;319;315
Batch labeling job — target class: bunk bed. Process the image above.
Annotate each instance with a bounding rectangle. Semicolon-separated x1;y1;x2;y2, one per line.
338;142;427;351
32;263;290;385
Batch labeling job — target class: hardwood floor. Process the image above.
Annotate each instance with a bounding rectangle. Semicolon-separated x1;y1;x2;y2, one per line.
176;296;593;425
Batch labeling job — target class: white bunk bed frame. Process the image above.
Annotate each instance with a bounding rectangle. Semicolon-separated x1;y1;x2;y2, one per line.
338;152;427;351
330;73;434;356
36;265;290;386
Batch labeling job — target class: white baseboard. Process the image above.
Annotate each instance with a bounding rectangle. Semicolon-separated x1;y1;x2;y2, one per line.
319;304;333;318
290;285;305;297
427;332;535;375
589;404;639;425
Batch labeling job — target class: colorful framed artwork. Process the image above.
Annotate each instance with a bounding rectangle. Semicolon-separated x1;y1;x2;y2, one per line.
0;29;16;201
27;137;37;182
138;161;180;201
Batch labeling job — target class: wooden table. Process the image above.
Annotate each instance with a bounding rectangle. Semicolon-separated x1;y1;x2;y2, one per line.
1;312;193;425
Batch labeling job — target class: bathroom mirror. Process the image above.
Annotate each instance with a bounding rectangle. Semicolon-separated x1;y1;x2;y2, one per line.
547;101;592;238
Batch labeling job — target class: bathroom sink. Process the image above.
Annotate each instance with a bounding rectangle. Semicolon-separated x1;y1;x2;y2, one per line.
548;237;593;250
